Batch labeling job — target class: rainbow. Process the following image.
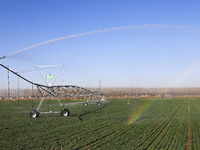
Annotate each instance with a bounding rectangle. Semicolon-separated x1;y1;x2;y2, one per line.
160;61;200;94
127;100;154;125
169;61;200;87
127;61;200;125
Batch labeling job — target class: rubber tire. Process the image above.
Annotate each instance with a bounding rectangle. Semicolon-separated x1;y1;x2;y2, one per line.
61;109;70;117
84;102;88;106
97;102;101;106
30;110;39;118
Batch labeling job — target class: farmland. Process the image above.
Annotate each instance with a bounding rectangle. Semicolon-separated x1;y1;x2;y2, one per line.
1;98;200;149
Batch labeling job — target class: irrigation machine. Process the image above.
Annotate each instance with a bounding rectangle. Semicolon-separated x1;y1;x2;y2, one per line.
0;63;105;118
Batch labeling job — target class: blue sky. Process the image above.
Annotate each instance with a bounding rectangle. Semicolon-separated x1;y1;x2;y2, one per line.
0;0;200;88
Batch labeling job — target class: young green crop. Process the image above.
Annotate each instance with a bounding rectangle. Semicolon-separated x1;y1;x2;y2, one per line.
1;98;200;149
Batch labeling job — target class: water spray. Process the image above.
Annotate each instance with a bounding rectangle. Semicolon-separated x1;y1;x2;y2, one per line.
3;24;191;58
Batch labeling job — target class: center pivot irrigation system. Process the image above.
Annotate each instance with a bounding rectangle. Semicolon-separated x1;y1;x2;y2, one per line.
0;59;105;118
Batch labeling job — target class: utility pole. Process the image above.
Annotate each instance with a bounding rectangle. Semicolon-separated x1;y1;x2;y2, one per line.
17;76;20;106
99;80;101;92
32;82;34;109
7;66;10;99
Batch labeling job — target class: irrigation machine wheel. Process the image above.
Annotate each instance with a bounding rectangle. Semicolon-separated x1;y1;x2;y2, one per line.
97;102;101;106
61;109;70;117
84;102;88;106
30;110;39;118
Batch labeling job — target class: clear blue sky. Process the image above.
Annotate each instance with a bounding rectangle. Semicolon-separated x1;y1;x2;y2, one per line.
0;0;200;88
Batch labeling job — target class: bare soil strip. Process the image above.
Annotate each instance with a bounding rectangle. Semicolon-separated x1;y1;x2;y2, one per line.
195;104;200;111
186;106;190;150
79;125;129;150
127;105;180;149
146;109;178;149
154;105;180;131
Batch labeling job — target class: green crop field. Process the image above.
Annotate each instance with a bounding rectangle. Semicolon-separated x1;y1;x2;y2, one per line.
1;97;200;150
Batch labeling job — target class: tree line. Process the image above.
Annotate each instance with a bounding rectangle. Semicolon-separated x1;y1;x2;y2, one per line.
1;87;200;99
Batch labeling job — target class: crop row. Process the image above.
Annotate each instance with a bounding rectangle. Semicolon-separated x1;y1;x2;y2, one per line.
1;98;200;149
82;99;181;149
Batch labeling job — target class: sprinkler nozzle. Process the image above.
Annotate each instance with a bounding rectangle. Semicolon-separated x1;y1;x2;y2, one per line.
0;55;6;60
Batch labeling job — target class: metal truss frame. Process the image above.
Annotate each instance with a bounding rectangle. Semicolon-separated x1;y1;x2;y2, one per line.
0;63;105;117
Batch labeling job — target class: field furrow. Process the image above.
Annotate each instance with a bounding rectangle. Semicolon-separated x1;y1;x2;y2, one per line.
146;109;178;149
78;125;129;150
133;104;180;149
1;98;200;149
186;105;191;150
